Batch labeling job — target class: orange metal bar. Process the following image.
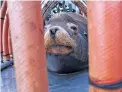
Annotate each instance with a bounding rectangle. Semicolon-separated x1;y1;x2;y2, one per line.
2;14;10;61
7;1;48;92
0;1;7;60
87;1;122;92
73;1;87;16
8;29;13;57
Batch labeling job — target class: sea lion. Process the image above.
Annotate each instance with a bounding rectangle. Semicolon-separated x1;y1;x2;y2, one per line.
44;12;88;74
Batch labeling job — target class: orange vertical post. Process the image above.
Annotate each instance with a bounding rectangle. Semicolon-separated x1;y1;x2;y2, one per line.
7;1;48;92
8;30;13;57
87;1;122;92
2;14;10;61
0;1;7;61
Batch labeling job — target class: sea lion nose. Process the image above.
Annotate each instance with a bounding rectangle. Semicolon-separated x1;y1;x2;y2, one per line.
50;28;58;39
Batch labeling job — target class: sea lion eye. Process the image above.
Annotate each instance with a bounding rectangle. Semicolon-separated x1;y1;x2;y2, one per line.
55;28;59;31
70;26;77;31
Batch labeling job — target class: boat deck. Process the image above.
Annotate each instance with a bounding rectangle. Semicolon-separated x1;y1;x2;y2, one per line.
1;66;88;92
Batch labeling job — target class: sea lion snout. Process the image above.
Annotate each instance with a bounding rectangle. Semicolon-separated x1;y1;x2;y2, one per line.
49;27;59;39
44;25;76;55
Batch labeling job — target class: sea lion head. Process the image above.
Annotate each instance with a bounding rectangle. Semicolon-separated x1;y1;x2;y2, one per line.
44;13;80;55
44;12;88;73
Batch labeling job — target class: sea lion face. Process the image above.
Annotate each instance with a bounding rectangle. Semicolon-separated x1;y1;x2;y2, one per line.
44;14;79;55
44;13;88;73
